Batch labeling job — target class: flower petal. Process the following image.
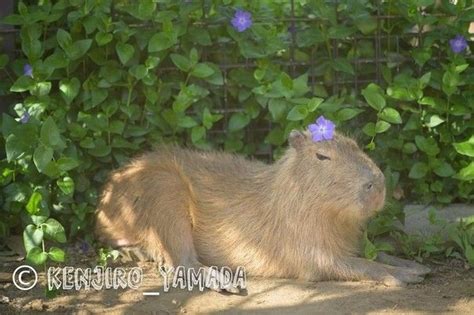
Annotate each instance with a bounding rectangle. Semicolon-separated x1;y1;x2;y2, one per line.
312;132;323;142
316;115;327;125
308;123;318;132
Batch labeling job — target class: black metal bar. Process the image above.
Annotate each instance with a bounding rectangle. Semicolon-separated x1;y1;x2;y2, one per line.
0;0;15;115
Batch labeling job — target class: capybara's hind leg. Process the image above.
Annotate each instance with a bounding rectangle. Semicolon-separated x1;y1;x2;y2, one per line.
135;171;240;294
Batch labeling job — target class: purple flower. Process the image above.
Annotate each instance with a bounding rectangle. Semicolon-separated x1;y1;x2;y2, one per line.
23;64;33;77
20;112;30;124
78;240;90;254
231;10;252;32
308;116;335;142
449;35;468;54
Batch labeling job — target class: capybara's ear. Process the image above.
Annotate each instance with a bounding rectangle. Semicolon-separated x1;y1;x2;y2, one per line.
289;130;306;149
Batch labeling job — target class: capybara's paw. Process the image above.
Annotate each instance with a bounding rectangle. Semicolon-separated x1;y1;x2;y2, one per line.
404;261;431;276
377;253;431;276
204;266;241;294
383;267;426;287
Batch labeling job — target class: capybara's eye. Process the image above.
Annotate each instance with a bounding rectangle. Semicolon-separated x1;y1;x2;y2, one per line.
316;153;331;161
365;182;374;191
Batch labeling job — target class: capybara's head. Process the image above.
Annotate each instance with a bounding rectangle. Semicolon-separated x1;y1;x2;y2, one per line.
287;128;386;220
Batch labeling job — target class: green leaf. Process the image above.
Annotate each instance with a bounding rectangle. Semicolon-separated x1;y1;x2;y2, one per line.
148;32;176;52
287;105;308;121
68;39;92;60
1;14;24;25
116;42;135;65
191;126;206;143
419;72;431;88
10;76;34;92
362;122;376;137
48;247;65;262
453;136;474;157
409;162;429;179
361;83;386;111
145;56;160;69
425;115;445;128
433;161;455;177
454;64;469;73
354;14;377;35
415;135;440;156
363;234;377;260
129;65;148;80
331;58;355;75
6;134;31;162
42;218;66;243
88;138;111;157
57;157;80;172
266;128;286;146
189;28;211;46
0;54;8;69
456;162;474;181
376;121;390;134
403;142;417;154
336;108;364;121
40;117;63;148
57;177;75;195
23;225;43;253
95;31;113;46
133;0;156;19
177;115;198;128
42;161;61;178
56;29;72;50
59;78;80;105
293;73;310;96
202;108;222;129
172;84;209;112
268;99;287;121
378;107;402;124
191;63;215;78
412;48;431;67
31;82;52;97
170;53;192;72
307;97;324;112
44;52;68;69
26;191;42;215
33;145;54;173
228;113;250;131
26;247;48;265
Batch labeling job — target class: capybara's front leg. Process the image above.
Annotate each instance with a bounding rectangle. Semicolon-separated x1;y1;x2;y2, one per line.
375;252;431;275
340;257;426;286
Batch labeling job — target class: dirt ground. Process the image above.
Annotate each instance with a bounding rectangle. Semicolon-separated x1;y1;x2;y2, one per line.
0;256;473;315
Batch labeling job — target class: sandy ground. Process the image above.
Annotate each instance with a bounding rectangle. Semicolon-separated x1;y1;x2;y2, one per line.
1;258;473;314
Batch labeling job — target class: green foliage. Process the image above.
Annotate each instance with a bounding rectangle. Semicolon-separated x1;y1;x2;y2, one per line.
97;247;120;267
0;0;472;268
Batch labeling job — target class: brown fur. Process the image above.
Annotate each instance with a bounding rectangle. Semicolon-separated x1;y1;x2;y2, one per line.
95;130;429;289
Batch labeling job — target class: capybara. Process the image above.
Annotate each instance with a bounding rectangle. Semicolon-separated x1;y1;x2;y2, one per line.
95;127;430;292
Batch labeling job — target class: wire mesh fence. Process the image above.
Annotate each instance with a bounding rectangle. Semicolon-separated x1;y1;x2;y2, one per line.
0;0;471;160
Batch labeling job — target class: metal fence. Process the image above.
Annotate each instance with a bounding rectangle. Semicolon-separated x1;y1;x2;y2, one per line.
0;1;468;159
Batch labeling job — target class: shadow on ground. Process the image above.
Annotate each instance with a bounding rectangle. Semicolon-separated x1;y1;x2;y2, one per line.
1;260;473;314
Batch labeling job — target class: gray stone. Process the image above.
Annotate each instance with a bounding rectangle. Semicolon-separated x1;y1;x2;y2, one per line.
403;203;474;238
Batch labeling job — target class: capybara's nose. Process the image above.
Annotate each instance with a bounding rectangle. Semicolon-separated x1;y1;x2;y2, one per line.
376;171;385;188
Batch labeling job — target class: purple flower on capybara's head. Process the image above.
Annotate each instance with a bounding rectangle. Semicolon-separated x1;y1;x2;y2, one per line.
308;116;335;142
231;10;252;32
23;64;33;77
20;112;30;124
449;35;468;54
